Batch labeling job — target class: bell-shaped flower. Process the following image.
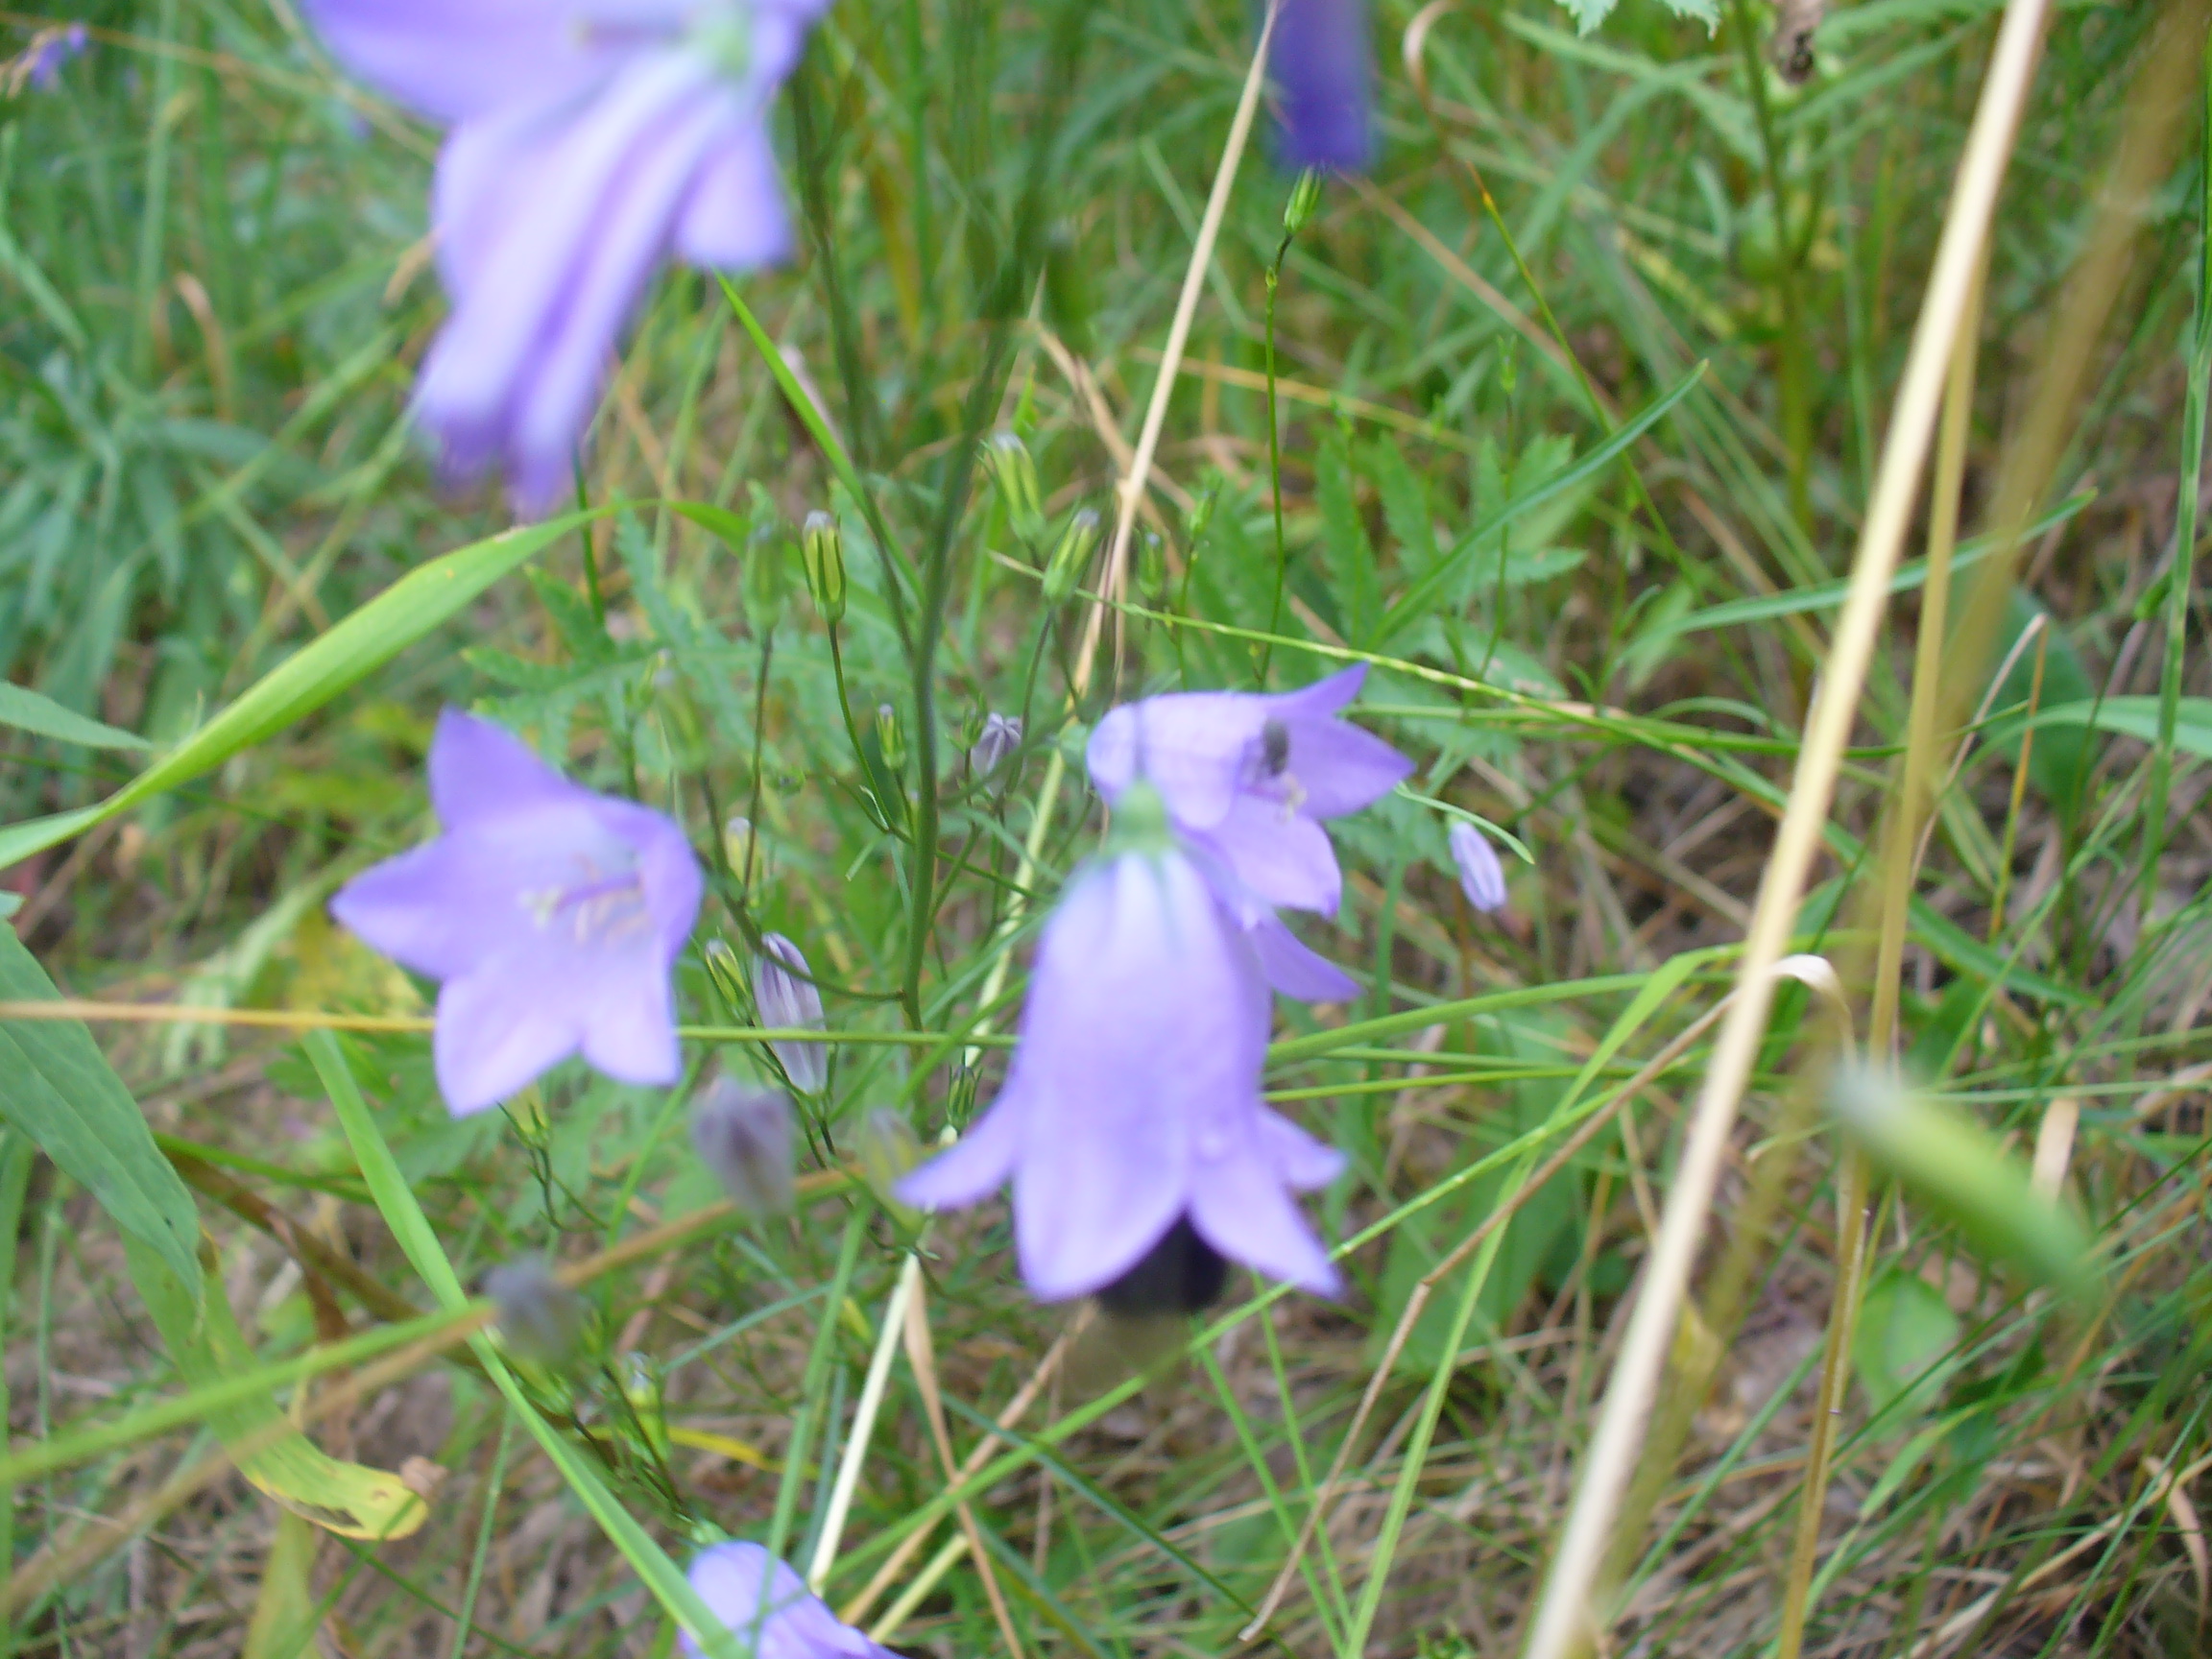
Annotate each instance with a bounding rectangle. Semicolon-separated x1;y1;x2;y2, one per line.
1270;0;1373;172
1087;663;1411;924
896;785;1345;1302
754;933;829;1094
303;0;829;514
682;1541;895;1659
330;710;703;1116
1449;820;1509;912
690;1076;796;1216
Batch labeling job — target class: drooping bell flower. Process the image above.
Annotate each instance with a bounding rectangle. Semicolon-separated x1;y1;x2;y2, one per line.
1086;663;1411;925
896;782;1345;1302
682;1541;895;1659
1448;820;1508;913
1269;0;1373;172
302;0;829;514
690;1076;796;1215
10;22;87;93
330;709;703;1115
753;933;829;1094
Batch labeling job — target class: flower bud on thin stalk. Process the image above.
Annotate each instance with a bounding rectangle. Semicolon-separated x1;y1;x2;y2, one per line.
690;1076;796;1216
1043;507;1100;606
969;713;1022;786
983;430;1046;546
1283;168;1324;234
484;1256;589;1367
873;703;905;773
753;933;829;1094
801;510;846;625
1447;819;1509;913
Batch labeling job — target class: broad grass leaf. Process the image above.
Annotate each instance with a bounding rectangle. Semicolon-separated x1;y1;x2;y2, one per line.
0;926;202;1300
242;1511;322;1659
1852;1268;1960;1423
0;682;151;749
121;1235;430;1540
0;512;598;874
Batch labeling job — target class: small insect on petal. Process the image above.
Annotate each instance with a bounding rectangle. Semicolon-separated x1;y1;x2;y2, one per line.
689;1077;796;1216
1448;820;1509;913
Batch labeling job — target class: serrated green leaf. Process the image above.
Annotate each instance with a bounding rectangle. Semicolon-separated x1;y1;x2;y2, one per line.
0;926;202;1300
0;683;151;750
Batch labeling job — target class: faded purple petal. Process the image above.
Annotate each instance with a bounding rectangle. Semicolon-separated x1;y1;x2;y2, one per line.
895;1086;1022;1211
1257;1109;1349;1190
1279;716;1415;817
1271;0;1373;173
683;1541;892;1659
330;710;702;1116
1449;820;1508;912
301;0;643;123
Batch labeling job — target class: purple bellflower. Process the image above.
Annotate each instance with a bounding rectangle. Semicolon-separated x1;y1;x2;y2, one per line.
1449;820;1509;913
682;1541;895;1659
896;782;1345;1303
1087;661;1410;932
330;709;703;1116
302;0;828;514
753;933;829;1094
11;22;87;92
1270;0;1373;171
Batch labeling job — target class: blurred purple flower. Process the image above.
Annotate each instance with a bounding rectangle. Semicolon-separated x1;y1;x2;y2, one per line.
897;790;1345;1302
682;1541;894;1659
1270;0;1372;171
1087;663;1411;924
1449;820;1508;912
12;23;87;92
969;711;1022;783
330;709;703;1115
302;0;828;514
754;933;828;1094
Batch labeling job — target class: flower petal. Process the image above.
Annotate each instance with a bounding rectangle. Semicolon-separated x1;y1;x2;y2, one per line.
895;1093;1023;1211
1283;714;1413;818
1270;0;1374;172
578;959;681;1086
1246;914;1358;1002
1255;1107;1349;1191
673;125;793;268
1087;694;1266;830
329;837;540;978
433;971;581;1114
426;709;576;828
1195;797;1343;916
1187;1146;1341;1296
301;0;610;123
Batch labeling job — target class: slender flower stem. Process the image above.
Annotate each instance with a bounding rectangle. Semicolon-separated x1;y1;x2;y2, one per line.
1519;4;2052;1651
1261;218;1299;683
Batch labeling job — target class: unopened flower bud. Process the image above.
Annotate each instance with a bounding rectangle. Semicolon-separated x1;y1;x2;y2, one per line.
946;1061;979;1123
801;511;846;625
1284;168;1323;234
1137;529;1167;600
484;1256;588;1366
722;816;755;878
690;1076;797;1215
983;431;1046;544
1043;508;1100;606
970;713;1022;783
617;1350;672;1461
703;936;747;1015
874;703;905;772
753;934;829;1094
1448;821;1508;913
855;1108;923;1228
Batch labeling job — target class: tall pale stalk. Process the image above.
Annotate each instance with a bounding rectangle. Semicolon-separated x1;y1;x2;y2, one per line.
1519;4;2055;1651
